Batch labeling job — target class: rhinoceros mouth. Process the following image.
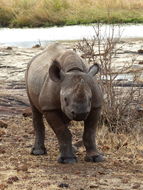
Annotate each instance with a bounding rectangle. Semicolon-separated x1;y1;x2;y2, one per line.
73;113;89;121
66;112;89;121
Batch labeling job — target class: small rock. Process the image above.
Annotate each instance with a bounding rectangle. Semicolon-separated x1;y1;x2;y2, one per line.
22;175;29;180
0;130;6;137
0;120;8;128
74;140;83;147
7;176;19;184
132;183;141;189
6;47;12;50
40;182;51;187
75;171;81;174
23;135;29;138
16;164;28;172
32;44;40;48
29;130;34;134
136;105;143;118
0;147;6;154
122;178;129;184
58;183;69;188
98;171;105;175
22;107;32;117
90;185;99;188
27;188;32;190
0;184;8;190
138;61;143;65
102;145;110;151
63;176;68;180
138;49;143;54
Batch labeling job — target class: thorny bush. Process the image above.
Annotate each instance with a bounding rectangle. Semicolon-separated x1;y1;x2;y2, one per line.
76;24;143;133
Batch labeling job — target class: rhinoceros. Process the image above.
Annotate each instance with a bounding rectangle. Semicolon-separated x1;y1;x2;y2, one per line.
25;43;103;164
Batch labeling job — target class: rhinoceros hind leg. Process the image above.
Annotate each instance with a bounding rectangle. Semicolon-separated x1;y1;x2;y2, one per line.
58;156;77;164
84;154;104;162
31;146;47;155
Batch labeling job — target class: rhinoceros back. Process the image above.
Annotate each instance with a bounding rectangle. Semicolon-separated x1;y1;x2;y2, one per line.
26;43;66;109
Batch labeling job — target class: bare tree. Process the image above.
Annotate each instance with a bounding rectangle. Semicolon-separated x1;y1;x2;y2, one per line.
76;23;143;133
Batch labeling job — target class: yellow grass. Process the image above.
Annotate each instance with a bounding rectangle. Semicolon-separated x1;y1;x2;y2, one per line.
0;0;143;27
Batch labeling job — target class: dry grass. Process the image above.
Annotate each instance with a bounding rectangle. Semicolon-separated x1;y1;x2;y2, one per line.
0;0;143;27
0;117;143;190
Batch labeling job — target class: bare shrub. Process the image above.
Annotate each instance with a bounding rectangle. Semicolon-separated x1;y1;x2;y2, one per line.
76;24;143;133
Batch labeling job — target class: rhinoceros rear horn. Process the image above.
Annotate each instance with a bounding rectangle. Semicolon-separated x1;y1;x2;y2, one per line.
88;63;100;76
49;60;65;82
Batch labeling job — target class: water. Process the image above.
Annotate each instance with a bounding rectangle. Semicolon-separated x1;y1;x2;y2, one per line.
101;73;133;81
0;24;143;48
102;72;143;82
0;24;143;83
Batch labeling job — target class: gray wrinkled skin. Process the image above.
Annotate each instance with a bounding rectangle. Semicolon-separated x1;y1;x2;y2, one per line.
25;43;104;164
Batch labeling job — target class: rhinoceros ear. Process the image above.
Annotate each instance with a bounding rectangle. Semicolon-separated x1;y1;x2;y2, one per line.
49;60;65;82
88;63;100;77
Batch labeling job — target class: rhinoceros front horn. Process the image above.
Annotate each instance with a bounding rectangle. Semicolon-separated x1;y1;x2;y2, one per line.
49;60;65;82
80;78;84;84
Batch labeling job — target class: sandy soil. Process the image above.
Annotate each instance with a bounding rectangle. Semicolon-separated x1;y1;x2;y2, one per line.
0;40;143;190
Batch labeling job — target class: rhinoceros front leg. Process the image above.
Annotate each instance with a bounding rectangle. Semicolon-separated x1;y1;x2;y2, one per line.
44;111;77;164
31;105;47;155
83;107;104;162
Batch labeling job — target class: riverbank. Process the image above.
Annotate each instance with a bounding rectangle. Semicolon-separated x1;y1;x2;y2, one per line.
0;0;143;27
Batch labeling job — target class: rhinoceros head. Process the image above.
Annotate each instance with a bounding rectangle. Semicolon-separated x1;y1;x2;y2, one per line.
49;61;99;121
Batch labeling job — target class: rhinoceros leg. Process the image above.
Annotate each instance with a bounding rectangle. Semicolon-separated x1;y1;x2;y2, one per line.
31;105;47;155
45;111;77;164
83;107;104;162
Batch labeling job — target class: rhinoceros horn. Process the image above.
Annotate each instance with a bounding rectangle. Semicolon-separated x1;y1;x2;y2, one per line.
74;79;86;100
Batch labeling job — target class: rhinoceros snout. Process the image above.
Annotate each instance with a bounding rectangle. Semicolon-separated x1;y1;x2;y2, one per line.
71;111;89;121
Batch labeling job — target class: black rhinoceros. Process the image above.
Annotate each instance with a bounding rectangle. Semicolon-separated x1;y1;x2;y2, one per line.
25;43;103;164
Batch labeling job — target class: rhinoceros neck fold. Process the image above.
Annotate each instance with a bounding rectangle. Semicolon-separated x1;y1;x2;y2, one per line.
59;51;86;73
66;67;83;72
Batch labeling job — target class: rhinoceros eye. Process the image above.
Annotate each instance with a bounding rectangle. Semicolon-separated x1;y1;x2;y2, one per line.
64;97;68;106
89;97;92;106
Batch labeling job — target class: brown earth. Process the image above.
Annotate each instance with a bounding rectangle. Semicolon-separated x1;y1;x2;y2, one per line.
0;116;143;190
0;40;143;190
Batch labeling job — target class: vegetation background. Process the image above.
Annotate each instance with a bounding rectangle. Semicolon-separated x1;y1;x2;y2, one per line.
0;0;143;27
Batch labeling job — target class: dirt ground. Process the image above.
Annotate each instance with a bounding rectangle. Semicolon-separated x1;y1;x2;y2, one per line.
0;40;143;190
0;116;143;190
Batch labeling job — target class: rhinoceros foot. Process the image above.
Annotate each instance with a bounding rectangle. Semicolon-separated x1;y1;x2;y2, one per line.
31;147;47;155
58;156;77;164
84;154;104;162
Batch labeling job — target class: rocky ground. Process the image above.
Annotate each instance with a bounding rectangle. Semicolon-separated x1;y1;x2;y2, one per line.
0;40;143;190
